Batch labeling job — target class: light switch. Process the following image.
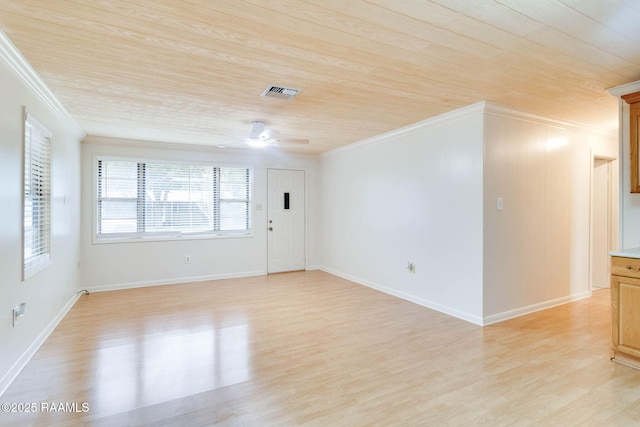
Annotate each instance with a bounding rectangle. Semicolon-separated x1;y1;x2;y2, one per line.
496;197;504;211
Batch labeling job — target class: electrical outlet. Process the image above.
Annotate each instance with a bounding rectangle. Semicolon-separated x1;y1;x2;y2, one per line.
12;303;26;327
406;261;416;274
184;255;191;264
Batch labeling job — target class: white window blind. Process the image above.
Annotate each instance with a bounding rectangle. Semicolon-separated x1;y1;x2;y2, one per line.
97;159;251;239
23;113;52;279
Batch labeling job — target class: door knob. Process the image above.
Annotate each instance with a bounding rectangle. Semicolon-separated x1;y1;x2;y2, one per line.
268;227;273;231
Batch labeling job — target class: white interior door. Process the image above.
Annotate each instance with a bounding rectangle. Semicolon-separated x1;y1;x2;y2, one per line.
267;169;305;273
592;159;610;289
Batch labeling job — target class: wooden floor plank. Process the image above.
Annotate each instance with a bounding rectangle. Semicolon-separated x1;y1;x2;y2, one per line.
1;270;639;426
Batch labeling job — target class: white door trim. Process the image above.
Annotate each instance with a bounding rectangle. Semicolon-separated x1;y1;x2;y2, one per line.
590;155;614;291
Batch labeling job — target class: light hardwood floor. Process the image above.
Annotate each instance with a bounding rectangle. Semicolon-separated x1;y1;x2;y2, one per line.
2;271;639;426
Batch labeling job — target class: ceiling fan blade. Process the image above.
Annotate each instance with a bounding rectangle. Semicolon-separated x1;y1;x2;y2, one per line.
277;138;309;145
243;137;269;147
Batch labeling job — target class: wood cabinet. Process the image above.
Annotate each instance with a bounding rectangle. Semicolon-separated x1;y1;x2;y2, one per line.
611;256;640;367
622;91;640;193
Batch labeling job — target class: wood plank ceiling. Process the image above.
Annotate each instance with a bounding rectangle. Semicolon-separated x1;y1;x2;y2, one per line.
0;0;638;154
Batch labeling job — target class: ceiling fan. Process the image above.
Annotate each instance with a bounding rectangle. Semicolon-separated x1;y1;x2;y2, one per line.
243;121;309;147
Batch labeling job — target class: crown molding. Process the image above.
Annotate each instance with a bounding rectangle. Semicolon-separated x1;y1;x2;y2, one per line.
607;80;640;98
82;135;247;152
321;100;614;159
321;102;485;158
482;102;616;136
0;30;84;137
82;135;320;163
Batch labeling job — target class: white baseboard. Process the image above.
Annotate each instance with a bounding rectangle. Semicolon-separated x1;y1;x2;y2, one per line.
482;290;592;325
84;270;267;293
319;267;592;327
319;267;485;326
0;292;81;397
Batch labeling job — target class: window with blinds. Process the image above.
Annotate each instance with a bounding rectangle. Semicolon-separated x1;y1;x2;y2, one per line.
96;158;252;240
23;113;52;279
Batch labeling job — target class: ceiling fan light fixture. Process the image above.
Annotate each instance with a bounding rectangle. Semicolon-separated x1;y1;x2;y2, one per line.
259;127;277;140
242;120;308;147
250;121;266;137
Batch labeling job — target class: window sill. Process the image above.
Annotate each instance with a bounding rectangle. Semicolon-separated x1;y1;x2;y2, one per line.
93;232;254;245
23;257;53;281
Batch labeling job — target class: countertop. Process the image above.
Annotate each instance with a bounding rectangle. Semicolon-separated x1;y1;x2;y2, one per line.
610;248;640;259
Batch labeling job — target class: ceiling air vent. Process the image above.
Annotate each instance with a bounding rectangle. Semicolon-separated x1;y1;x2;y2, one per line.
261;85;301;100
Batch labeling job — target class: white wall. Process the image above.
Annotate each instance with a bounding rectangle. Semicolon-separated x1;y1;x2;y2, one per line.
80;137;319;291
482;105;617;322
319;104;485;324
610;81;640;249
318;102;617;325
0;34;84;394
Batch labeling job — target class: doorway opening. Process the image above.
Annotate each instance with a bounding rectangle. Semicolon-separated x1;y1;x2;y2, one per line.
591;158;613;290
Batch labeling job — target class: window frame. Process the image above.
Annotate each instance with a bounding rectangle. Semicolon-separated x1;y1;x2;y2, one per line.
23;112;53;280
93;155;254;244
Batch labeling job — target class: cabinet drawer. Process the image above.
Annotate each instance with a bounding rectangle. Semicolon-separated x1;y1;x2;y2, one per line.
612;256;640;279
